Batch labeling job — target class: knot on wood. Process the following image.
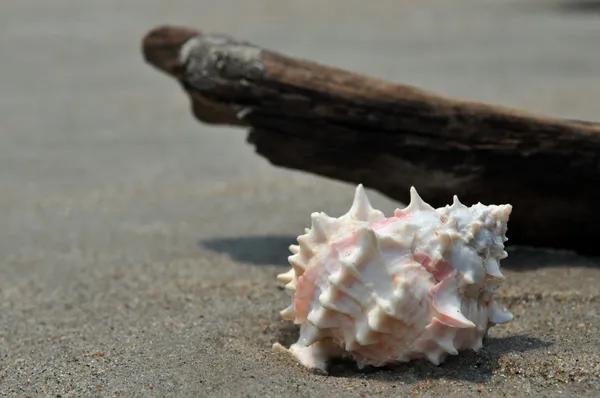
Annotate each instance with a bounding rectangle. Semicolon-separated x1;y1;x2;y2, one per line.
179;35;264;90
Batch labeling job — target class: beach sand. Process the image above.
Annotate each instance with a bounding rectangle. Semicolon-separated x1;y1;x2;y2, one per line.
1;0;599;396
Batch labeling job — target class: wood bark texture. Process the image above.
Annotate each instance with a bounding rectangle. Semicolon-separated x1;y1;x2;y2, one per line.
142;25;600;254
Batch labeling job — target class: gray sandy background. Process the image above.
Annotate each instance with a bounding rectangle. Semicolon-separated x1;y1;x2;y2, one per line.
1;0;599;396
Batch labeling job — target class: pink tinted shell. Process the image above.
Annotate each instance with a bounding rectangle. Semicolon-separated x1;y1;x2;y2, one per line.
273;185;513;374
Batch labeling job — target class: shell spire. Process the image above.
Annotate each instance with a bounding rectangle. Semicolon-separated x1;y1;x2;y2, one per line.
274;185;513;374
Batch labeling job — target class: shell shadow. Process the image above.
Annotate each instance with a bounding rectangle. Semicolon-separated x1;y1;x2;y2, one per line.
198;235;297;267
324;335;550;382
273;321;550;382
285;335;548;382
273;320;301;348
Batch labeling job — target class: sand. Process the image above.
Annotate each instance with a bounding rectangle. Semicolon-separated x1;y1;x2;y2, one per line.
1;0;599;396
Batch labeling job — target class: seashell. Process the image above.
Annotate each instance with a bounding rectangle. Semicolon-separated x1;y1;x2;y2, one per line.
273;184;513;374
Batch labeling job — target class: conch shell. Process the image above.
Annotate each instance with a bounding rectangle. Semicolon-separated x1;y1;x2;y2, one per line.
273;185;513;374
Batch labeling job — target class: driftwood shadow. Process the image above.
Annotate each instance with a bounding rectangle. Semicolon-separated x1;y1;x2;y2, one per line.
199;235;297;266
502;246;600;271
555;0;600;13
199;236;600;270
275;321;549;383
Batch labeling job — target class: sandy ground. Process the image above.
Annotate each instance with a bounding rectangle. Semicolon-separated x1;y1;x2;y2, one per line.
1;0;599;396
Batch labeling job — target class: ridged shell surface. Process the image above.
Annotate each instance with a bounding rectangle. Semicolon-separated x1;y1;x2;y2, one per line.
273;185;513;374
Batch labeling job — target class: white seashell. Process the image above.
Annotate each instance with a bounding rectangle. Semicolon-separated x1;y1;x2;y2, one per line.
273;184;513;374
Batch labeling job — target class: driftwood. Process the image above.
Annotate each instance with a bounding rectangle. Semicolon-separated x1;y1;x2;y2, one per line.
142;25;600;255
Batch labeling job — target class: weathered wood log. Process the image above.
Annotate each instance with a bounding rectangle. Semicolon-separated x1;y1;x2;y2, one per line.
142;25;600;254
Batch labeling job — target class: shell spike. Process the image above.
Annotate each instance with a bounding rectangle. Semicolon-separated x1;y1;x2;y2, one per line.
492;204;513;223
431;277;476;328
342;227;381;269
403;186;435;213
349;184;370;220
356;226;379;252
436;334;459;355
297;234;313;254
277;268;295;284
288;254;307;276
484;257;505;279
310;212;328;241
489;301;514;324
450;195;466;210
345;184;384;222
289;244;299;254
438;231;453;252
425;350;445;366
280;305;295;320
435;306;476;329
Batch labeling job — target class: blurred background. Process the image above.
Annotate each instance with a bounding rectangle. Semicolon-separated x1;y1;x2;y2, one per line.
1;0;599;395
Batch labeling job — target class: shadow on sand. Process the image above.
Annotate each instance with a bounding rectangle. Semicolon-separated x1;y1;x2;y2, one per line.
502;246;600;271
274;321;550;382
555;0;600;13
199;235;600;270
199;235;297;267
202;236;559;382
325;335;549;382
